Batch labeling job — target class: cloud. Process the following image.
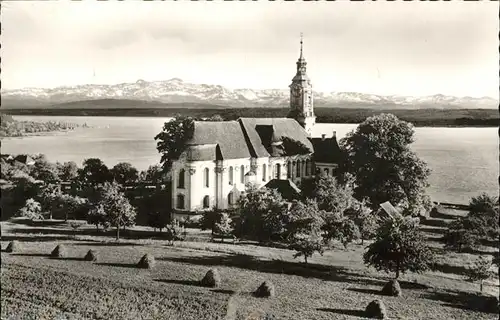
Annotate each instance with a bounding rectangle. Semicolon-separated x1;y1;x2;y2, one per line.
93;29;143;50
1;0;497;97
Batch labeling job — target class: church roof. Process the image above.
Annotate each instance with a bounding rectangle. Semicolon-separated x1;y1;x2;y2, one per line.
264;179;302;201
292;74;310;82
239;118;314;158
311;134;342;164
177;118;315;161
181;144;219;161
182;121;252;160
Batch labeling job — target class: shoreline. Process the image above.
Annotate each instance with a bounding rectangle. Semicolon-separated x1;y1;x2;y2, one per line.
4;108;499;128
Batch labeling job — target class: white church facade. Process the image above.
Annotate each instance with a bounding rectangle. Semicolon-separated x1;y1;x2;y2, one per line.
170;37;341;217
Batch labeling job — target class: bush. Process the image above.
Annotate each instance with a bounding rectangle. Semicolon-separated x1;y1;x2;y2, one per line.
254;281;276;298
214;212;234;235
200;269;221;288
365;300;388;319
164;220;186;245
137;254;155;269
50;245;66;259
381;279;402;297
18;198;43;220
84;250;98;262
5;241;20;253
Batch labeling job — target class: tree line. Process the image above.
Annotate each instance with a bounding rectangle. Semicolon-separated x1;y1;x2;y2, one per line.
0;155;173;240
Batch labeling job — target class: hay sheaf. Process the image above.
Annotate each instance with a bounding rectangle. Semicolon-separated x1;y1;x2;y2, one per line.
365;299;388;319
5;241;20;253
84;250;98;262
50;245;66;259
254;281;275;298
200;269;221;288
381;279;402;297
137;254;155;269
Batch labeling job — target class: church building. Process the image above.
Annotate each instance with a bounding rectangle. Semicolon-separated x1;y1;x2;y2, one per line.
170;37;341;218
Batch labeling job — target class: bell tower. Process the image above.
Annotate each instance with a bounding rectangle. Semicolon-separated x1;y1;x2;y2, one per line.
288;33;316;136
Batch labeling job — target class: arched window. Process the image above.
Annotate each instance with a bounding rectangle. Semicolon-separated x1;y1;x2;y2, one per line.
275;163;281;179
177;194;185;209
287;162;291;178
240;165;245;183
296;160;301;177
324;168;329;176
229;166;234;185
204;168;209;188
228;192;234;205
177;169;185;188
262;164;267;181
305;160;310;176
203;195;210;208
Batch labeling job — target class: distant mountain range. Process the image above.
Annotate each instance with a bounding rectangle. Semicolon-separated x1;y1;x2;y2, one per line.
1;78;497;109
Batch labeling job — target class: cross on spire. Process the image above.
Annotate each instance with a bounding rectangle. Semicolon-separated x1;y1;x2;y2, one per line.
299;32;304;59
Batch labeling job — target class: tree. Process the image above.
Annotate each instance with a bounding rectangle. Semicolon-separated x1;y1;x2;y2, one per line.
322;213;360;249
203;114;224;121
19;198;43;220
30;155;60;184
338;218;360;249
8;173;40;211
469;193;499;217
348;201;380;245
148;210;169;233
87;203;109;232
1;157;30;181
104;182;136;240
466;256;492;292
57;161;79;182
311;173;355;214
155;116;195;171
340;114;431;211
142;187;171;232
90;182;137;239
214;212;234;235
110;162;139;185
199;209;223;235
442;217;482;252
139;164;169;184
287;200;325;264
59;194;87;221
38;184;63;220
467;193;499;240
363;214;434;279
237;185;289;242
442;194;500;253
79;158;112;186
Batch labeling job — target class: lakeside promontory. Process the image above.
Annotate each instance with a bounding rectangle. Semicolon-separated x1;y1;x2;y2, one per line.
0;113;86;138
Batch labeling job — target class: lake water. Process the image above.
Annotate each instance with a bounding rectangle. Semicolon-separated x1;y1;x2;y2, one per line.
2;115;498;205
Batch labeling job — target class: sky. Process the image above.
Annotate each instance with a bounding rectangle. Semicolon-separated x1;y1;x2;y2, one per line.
2;1;498;98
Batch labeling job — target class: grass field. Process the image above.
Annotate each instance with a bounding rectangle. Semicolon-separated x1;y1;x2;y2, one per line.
1;206;499;320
